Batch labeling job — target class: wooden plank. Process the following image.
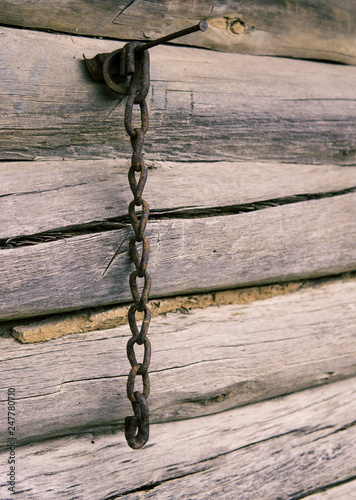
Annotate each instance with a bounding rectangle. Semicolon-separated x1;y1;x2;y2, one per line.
0;1;355;64
0;193;355;320
0;378;354;498
1;27;355;163
0;159;356;239
0;277;355;445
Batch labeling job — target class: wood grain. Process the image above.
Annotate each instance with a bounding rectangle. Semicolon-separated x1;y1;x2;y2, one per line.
1;27;355;163
305;481;356;499
0;277;355;445
1;192;355;320
0;16;354;500
1;159;356;239
0;378;354;499
0;1;355;64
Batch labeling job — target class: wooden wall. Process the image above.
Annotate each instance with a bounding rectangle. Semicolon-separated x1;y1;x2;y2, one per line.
1;277;356;498
0;0;355;64
0;1;355;498
1;27;355;321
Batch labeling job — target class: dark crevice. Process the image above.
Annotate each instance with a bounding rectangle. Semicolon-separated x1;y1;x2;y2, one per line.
151;185;356;218
310;419;356;443
114;0;138;18
104;468;204;499
3;367;355;449
0;22;213;53
0;158;35;163
0;221;129;249
104;433;356;498
0;22;128;42
1;22;353;66
0;182;88;200
290;475;356;499
1;185;355;249
103;428;297;498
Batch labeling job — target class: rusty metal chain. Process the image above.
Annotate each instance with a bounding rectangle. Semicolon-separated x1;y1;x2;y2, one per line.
122;43;152;449
84;20;207;451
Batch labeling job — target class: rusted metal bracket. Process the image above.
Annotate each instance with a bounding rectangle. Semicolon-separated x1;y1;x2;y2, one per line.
84;21;208;94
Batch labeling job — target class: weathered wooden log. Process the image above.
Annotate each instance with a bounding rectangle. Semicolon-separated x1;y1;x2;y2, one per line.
1;193;355;320
0;0;355;64
1;159;356;239
0;14;355;498
0;378;354;499
1;27;355;163
0;277;355;446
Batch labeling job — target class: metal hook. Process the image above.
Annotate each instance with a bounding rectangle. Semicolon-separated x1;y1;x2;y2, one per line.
84;21;208;94
125;392;150;449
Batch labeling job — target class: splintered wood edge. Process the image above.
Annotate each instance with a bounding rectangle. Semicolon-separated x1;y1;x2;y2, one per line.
7;272;355;343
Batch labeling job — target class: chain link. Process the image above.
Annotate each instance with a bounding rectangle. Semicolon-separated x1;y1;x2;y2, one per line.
122;44;152;450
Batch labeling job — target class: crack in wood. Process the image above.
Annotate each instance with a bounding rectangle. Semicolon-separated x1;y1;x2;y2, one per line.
112;1;139;21
104;425;350;499
0;182;88;199
101;233;129;277
104;467;206;499
310;419;356;443
0;21;133;43
290;475;356;499
1;186;355;250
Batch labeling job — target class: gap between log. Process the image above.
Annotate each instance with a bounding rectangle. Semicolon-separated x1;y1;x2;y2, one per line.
1;185;355;249
0;20;214;50
6;271;356;344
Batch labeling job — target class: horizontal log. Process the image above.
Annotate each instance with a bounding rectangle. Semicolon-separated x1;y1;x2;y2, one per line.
1;159;356;239
1;27;355;163
0;193;355;320
0;1;355;64
0;378;354;498
0;277;355;445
